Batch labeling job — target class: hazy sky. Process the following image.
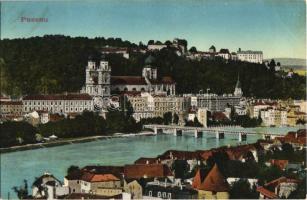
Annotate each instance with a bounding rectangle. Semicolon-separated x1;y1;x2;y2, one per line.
1;0;306;59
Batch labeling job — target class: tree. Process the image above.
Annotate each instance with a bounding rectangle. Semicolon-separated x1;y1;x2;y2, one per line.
282;143;294;155
164;40;172;46
268;59;276;71
173;113;179;124
296;118;306;125
67;165;80;175
163;112;173;125
12;180;29;199
147;40;154;45
193;117;203;127
189;46;197;53
229;179;259;199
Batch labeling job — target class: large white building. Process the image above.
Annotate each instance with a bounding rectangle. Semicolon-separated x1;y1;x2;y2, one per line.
260;108;287;127
22;93;94;115
186;76;243;112
237;48;263;64
126;92;188;123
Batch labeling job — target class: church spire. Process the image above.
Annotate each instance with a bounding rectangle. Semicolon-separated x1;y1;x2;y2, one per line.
234;74;243;96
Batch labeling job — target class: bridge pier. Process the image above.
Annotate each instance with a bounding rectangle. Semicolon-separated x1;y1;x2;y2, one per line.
215;131;225;139
154;127;163;135
194;129;203;138
239;132;247;142
173;129;182;136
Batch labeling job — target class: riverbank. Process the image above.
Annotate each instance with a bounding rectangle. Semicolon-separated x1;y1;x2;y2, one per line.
0;131;155;154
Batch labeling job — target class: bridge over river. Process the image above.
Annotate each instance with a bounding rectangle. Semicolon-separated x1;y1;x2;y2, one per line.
144;124;284;141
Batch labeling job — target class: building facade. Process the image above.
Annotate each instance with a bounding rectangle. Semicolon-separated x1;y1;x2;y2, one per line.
126;92;188;123
260;108;287;127
185;76;242;112
237;48;263;64
0;100;23;118
111;55;176;95
80;56;111;98
22;94;93;115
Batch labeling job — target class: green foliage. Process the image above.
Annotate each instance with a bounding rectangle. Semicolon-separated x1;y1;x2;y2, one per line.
288;177;306;199
140;117;164;125
163;112;172;125
260;147;305;163
173;113;179;124
229;179;259;199
208;112;262;127
0;121;37;148
1;35;305;99
258;165;284;184
189;46;197;53
296;118;306;125
38;111;107;138
67;165;80;176
184;117;203;127
172;160;190;179
12;180;29;199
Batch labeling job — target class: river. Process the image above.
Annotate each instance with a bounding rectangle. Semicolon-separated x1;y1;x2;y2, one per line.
0;126;303;199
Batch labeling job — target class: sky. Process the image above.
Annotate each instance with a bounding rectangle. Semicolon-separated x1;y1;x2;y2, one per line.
1;0;306;59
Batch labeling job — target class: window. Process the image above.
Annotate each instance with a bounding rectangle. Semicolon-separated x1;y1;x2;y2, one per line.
168;193;172;199
148;191;152;197
162;192;166;198
158;192;161;197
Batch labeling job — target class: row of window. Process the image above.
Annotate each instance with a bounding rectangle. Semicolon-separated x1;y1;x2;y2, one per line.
24;101;90;106
148;190;172;199
24;107;91;112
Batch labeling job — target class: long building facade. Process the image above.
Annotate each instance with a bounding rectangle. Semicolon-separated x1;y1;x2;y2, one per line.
186;77;243;112
22;94;94;115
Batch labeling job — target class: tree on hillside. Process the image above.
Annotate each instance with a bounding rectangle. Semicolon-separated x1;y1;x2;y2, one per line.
147;40;154;45
189;46;197;53
268;59;276;71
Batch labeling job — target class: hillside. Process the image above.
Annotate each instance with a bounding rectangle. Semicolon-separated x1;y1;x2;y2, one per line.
0;35;306;99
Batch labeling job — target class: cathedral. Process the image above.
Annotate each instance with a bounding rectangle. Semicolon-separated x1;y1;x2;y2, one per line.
111;55;176;95
81;55;176;98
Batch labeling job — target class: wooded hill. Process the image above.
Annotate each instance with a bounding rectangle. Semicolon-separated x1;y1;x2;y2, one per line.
0;35;305;99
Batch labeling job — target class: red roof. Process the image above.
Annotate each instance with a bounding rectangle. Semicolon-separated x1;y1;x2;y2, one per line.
111;76;175;85
270;159;289;170
257;186;278;199
0;101;23;105
23;93;92;100
158;150;202;160
134;157;160;164
193;164;229;192
82;166;124;177
81;172;119;182
275;129;307;145
212;112;228;121
111;76;147;85
124;164;173;179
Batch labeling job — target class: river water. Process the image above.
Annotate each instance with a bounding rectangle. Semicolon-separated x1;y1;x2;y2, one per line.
0;126;303;199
